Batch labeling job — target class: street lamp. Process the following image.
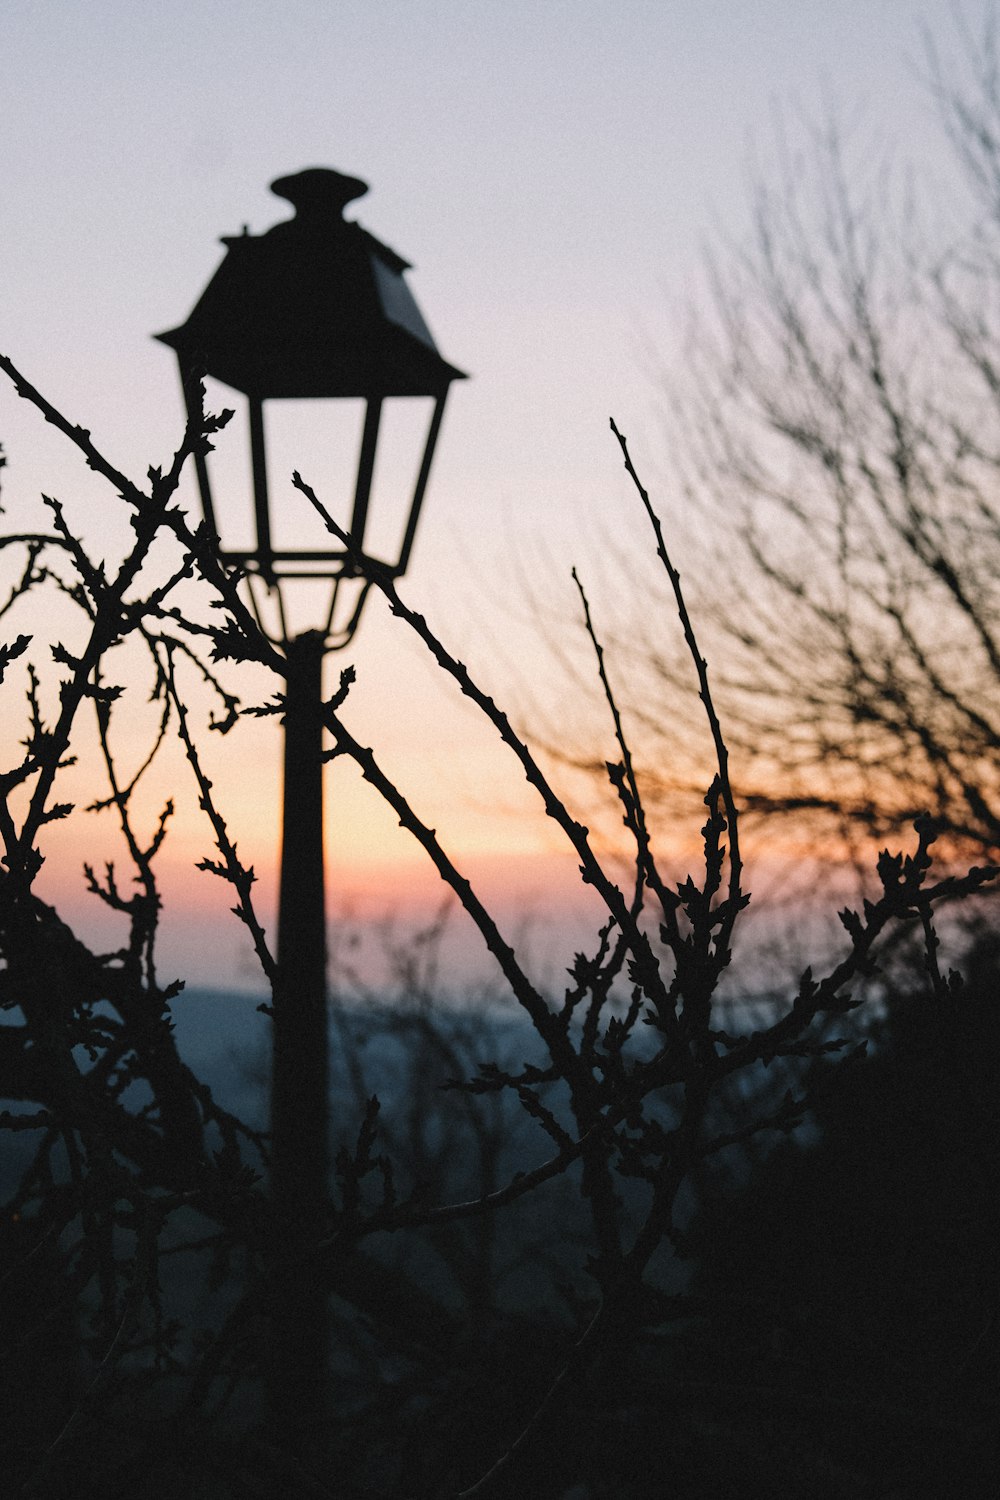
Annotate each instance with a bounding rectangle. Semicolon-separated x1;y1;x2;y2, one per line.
156;166;465;1431
157;166;465;645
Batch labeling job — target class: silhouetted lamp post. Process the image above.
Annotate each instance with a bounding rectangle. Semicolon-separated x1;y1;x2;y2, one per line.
156;167;465;1429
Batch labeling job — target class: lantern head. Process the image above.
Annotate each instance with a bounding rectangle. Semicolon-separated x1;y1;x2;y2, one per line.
156;167;466;646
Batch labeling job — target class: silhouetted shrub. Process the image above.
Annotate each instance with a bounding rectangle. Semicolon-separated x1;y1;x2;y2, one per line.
683;935;1000;1497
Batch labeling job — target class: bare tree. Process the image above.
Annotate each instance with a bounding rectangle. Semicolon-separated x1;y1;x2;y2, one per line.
519;13;1000;901
618;15;1000;880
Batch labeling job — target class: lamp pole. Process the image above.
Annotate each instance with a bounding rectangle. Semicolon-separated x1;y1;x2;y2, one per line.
157;167;465;1440
271;629;329;1427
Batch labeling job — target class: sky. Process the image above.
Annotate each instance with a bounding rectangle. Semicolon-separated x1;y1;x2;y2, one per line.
0;0;976;992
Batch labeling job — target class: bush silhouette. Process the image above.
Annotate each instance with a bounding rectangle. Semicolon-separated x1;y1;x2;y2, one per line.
684;936;1000;1496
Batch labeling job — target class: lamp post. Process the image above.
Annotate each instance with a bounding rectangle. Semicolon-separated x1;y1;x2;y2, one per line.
156;167;465;1431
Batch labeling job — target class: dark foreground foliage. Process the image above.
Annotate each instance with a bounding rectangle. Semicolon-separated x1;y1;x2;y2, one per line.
684;931;1000;1499
0;359;996;1497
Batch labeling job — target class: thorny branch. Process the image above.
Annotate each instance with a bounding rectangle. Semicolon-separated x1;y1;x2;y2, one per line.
0;350;994;1498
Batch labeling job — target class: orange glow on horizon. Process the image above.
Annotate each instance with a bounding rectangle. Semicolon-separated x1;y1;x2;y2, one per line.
29;760;932;998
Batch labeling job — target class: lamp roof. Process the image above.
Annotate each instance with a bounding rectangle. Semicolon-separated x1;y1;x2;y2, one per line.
156;168;466;398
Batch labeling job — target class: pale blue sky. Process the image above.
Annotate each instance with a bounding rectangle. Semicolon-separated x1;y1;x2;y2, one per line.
0;0;976;986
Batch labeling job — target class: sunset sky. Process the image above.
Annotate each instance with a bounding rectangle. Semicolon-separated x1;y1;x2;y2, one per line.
1;0;969;990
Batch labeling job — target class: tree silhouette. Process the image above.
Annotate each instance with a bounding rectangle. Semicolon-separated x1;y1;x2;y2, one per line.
569;15;1000;888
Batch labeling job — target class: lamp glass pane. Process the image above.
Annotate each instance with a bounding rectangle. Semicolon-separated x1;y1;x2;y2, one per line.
199;377;256;557
365;396;436;565
263;399;365;555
